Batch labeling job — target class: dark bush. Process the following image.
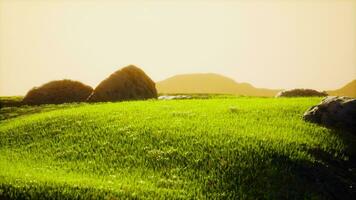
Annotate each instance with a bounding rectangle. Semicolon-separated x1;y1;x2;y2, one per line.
88;65;157;102
23;80;93;105
276;89;327;97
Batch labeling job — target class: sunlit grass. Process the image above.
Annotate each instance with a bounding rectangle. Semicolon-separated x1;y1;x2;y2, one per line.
0;97;353;199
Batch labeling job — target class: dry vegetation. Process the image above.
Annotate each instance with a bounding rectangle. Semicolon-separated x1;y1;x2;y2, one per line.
276;89;327;97
22;79;93;105
88;65;157;102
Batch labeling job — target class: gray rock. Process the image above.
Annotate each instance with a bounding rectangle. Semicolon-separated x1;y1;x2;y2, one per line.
158;95;192;100
303;96;356;132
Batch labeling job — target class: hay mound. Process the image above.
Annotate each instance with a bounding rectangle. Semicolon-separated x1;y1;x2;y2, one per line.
23;79;93;105
276;89;327;97
88;65;157;102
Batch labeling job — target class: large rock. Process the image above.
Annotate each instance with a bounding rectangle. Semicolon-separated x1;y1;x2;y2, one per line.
276;89;327;97
303;96;356;131
88;65;157;102
23;79;93;105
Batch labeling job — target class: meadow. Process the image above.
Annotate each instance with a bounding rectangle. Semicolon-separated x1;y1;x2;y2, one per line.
0;97;355;199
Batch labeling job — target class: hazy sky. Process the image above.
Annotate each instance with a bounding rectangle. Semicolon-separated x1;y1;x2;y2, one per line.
1;0;355;96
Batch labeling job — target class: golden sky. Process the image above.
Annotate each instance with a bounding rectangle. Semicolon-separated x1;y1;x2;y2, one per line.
1;0;355;96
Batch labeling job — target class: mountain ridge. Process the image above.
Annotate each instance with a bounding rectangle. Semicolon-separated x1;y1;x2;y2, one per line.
157;73;356;97
328;79;356;97
156;73;281;97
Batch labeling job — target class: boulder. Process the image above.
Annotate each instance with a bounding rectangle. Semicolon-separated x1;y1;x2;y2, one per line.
276;89;327;97
303;96;356;131
23;79;93;105
88;65;157;102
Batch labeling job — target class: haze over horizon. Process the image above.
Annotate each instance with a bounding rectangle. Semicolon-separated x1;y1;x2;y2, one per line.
1;0;356;96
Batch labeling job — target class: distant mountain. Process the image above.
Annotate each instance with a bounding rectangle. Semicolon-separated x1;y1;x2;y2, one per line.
328;80;356;97
156;73;280;97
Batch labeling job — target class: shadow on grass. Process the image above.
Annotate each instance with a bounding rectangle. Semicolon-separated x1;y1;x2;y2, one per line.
304;128;356;200
201;128;356;199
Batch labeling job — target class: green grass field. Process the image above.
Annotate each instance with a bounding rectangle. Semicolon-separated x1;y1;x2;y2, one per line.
0;97;355;199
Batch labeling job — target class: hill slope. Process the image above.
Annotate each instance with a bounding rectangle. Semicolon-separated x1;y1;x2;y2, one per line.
156;73;280;97
0;98;355;199
328;79;356;97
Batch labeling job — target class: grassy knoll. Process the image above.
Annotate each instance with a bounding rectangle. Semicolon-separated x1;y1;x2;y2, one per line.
0;97;355;199
0;96;23;108
0;103;85;121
